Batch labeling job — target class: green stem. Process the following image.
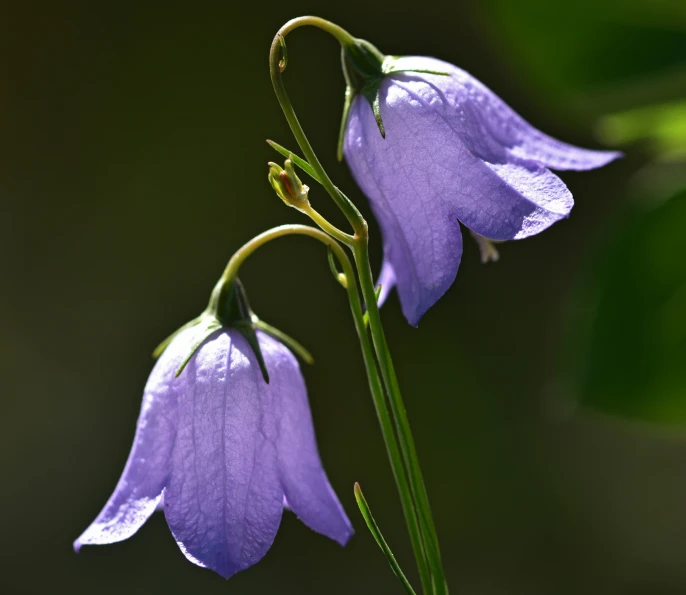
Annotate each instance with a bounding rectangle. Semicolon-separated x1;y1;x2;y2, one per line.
353;239;448;595
302;204;355;247
337;248;432;595
269;18;365;236
217;224;343;285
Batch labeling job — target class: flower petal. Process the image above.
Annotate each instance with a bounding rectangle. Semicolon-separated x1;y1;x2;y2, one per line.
259;334;353;547
164;330;284;580
379;77;575;241
376;259;397;308
74;330;189;551
466;158;574;240
345;92;464;326
388;56;622;171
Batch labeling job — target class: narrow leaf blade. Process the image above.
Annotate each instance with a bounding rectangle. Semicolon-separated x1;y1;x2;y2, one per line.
354;483;417;595
266;140;321;183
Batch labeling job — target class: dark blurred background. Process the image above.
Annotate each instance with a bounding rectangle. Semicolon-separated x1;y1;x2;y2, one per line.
2;1;685;593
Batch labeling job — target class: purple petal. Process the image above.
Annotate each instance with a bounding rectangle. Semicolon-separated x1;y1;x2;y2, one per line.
345;86;465;326
164;330;284;580
369;76;574;241
469;159;574;240
388;56;622;171
376;259;397;308
74;329;189;551
261;333;353;546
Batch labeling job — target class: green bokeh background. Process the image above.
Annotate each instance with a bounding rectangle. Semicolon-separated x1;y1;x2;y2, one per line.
2;1;685;594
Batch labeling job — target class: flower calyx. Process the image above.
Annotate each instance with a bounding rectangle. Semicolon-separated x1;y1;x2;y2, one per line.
338;39;450;160
154;275;315;383
154;277;270;383
268;158;310;211
341;38;388;145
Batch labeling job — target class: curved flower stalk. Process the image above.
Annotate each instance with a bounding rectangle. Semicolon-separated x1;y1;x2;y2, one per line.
75;311;352;578
343;55;621;325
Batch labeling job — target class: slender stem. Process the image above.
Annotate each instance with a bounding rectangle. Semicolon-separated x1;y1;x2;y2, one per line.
269;18;366;236
302;204;354;247
338;249;433;595
278;16;357;46
219;224;344;284
353;239;448;595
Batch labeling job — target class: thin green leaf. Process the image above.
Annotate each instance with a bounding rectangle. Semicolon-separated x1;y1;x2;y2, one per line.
266;140;321;183
354;483;417;595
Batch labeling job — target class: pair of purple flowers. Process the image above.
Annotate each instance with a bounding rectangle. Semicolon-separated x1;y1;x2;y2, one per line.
75;44;619;579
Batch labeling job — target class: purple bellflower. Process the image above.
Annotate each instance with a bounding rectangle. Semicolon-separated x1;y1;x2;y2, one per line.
75;325;352;579
342;54;621;326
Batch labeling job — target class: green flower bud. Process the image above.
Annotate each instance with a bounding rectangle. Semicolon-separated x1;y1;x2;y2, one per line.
268;157;310;211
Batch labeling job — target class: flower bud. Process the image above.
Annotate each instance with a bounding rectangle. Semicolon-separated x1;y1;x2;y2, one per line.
268;158;310;211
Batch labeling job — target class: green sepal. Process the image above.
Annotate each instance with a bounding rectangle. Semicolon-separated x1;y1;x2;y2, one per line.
224;276;315;370
164;277;271;383
354;483;416;595
338;41;451;150
391;69;450;76
253;317;314;365
156;274;316;384
232;319;270;384
215;278;270;384
361;80;386;139
380;57;450;80
174;316;223;378
337;86;355;161
341;38;387;140
342;38;386;92
152;316;202;359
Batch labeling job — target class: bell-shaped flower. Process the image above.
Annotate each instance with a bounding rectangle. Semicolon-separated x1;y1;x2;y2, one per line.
342;51;621;326
74;324;353;579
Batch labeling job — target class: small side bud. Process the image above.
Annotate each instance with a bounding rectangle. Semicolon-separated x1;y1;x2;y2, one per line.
268;158;310;211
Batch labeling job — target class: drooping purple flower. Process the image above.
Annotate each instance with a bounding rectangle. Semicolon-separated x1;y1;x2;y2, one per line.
343;55;621;326
75;327;352;579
